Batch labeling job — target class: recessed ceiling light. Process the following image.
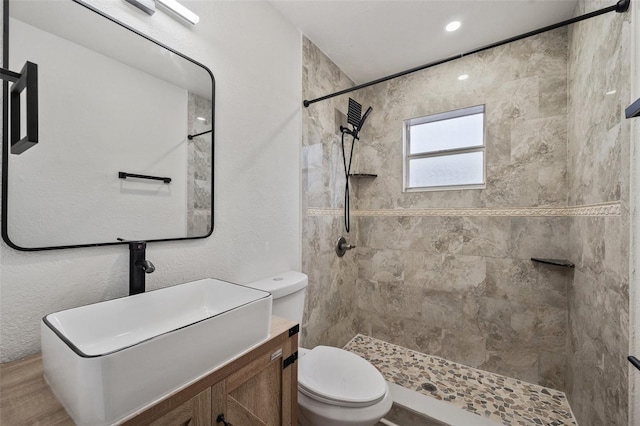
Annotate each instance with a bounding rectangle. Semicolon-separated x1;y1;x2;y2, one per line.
605;90;617;95
196;116;207;121
446;21;461;32
458;74;469;81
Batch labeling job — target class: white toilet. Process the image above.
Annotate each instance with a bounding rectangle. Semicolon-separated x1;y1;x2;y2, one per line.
248;271;393;426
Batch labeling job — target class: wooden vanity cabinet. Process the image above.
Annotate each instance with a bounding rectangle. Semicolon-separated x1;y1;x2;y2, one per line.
124;316;299;426
148;388;212;426
0;317;298;426
213;335;296;426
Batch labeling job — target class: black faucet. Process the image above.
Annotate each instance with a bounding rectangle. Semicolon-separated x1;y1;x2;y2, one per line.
128;241;155;295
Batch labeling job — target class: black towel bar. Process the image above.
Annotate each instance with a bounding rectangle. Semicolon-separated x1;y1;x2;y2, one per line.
118;172;171;184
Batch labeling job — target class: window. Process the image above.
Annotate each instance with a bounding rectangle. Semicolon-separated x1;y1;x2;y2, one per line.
403;105;485;191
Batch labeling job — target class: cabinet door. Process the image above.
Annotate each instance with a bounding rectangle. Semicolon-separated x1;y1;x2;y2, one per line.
213;338;296;426
147;388;211;426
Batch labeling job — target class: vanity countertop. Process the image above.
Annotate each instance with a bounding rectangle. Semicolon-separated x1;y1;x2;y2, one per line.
0;315;297;425
0;354;72;425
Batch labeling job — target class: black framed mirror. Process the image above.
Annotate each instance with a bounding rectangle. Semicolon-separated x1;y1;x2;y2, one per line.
2;0;215;251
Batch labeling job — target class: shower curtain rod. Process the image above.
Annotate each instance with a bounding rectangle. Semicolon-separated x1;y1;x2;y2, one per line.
303;0;630;108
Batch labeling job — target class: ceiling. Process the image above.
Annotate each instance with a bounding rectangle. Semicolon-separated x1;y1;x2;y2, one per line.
270;0;579;84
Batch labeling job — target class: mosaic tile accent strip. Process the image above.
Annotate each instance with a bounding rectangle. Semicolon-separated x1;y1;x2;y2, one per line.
307;202;621;218
344;335;577;426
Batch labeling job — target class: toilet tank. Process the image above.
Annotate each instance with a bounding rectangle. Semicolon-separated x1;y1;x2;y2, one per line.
246;271;308;324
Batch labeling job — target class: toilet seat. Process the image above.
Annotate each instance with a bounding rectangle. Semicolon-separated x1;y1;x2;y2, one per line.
298;346;387;408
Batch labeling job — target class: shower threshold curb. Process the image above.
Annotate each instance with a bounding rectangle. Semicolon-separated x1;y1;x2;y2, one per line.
387;381;501;426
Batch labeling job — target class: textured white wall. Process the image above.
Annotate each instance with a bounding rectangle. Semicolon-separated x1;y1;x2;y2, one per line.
8;17;188;247
0;0;302;363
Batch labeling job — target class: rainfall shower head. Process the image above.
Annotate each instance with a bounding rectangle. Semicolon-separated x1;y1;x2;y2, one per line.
341;98;373;140
347;98;362;128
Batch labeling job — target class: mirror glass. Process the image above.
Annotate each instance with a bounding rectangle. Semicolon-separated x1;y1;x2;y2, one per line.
3;0;214;250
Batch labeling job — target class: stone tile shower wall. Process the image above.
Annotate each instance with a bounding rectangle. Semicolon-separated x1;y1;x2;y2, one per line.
350;29;571;390
301;37;359;348
187;92;212;237
566;0;631;424
301;5;631;419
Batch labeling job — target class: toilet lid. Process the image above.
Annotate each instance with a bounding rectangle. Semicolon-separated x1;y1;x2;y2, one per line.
298;346;386;407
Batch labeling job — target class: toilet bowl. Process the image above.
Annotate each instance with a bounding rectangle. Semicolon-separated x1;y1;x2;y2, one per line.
297;346;393;426
246;271;392;426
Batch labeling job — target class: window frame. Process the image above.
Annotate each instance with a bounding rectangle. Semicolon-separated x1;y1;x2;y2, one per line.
402;104;486;192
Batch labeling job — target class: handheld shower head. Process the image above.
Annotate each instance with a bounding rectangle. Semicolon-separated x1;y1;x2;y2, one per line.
356;106;373;133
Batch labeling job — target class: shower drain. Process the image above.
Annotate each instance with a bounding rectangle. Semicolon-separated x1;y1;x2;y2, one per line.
420;382;438;392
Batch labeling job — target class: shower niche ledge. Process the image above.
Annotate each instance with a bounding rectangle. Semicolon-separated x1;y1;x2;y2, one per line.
531;258;575;268
349;173;377;179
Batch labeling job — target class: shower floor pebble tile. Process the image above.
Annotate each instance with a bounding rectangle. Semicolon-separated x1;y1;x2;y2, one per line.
344;335;577;426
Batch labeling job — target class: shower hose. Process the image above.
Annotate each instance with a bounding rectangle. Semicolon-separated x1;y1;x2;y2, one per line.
341;130;356;233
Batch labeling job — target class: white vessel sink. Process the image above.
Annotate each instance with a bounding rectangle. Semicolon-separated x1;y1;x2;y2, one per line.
41;278;272;425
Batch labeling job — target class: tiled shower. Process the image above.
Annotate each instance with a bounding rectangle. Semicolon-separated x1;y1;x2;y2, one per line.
301;1;631;424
